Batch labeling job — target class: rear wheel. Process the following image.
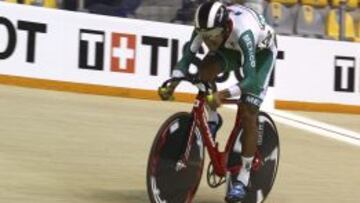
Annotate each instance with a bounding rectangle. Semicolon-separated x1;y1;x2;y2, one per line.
146;112;205;203
227;112;280;203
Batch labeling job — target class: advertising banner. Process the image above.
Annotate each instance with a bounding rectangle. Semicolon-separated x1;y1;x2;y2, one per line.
0;2;359;113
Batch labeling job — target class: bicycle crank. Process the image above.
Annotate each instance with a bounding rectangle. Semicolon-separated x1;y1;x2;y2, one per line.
206;162;226;188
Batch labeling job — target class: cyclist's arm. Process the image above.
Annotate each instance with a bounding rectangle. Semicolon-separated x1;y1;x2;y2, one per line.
172;30;203;78
238;30;257;93
229;30;259;98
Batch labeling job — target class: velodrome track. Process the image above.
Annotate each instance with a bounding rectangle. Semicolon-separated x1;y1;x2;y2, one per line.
0;84;359;203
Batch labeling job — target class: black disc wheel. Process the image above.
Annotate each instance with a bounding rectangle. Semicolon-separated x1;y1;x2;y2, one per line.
227;112;280;203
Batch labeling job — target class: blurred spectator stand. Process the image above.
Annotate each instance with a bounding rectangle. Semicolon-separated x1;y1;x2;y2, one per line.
135;0;182;23
264;1;298;35
84;0;142;17
172;0;206;24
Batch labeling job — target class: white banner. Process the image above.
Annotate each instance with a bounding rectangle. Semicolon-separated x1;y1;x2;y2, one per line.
0;2;359;111
0;2;195;91
276;36;360;106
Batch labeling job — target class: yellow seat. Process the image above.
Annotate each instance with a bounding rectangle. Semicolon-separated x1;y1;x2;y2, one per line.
326;9;356;40
270;0;299;6
295;5;326;37
303;5;315;23
21;0;58;8
5;0;18;3
331;0;358;10
271;2;283;19
23;0;36;5
301;0;329;7
356;21;360;42
43;0;57;8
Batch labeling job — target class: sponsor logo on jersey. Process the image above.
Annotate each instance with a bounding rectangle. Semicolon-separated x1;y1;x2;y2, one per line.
242;33;256;68
244;94;262;107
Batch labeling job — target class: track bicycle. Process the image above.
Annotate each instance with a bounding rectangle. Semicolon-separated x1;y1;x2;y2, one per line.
146;77;280;203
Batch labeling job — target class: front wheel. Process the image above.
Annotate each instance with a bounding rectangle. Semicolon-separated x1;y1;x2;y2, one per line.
146;112;205;203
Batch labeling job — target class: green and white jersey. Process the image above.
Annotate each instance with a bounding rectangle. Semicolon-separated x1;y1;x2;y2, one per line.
173;4;277;96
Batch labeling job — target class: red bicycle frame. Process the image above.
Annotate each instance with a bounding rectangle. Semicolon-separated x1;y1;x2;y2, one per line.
178;93;255;177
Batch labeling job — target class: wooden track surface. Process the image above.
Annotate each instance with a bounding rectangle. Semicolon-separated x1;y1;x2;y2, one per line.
0;85;359;203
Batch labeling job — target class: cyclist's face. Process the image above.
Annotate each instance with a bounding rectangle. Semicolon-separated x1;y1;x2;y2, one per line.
196;28;224;51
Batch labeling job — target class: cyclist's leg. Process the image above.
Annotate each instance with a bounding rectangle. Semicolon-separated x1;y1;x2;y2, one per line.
206;82;222;139
198;53;223;138
239;46;277;183
226;102;258;202
237;101;259;178
226;47;277;202
206;106;223;139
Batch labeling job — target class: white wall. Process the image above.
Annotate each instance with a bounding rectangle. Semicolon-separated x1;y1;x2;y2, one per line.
0;2;359;110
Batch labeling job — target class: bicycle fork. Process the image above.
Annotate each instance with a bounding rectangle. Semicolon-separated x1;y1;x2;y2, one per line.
175;116;198;172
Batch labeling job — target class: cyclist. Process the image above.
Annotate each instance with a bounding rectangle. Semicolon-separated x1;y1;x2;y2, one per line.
159;1;277;202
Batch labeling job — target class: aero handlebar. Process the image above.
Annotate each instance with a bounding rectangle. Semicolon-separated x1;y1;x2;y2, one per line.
161;77;239;105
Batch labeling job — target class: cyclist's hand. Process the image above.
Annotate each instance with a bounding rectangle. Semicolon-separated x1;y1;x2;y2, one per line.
158;86;174;101
158;81;179;101
206;92;222;110
206;90;230;110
